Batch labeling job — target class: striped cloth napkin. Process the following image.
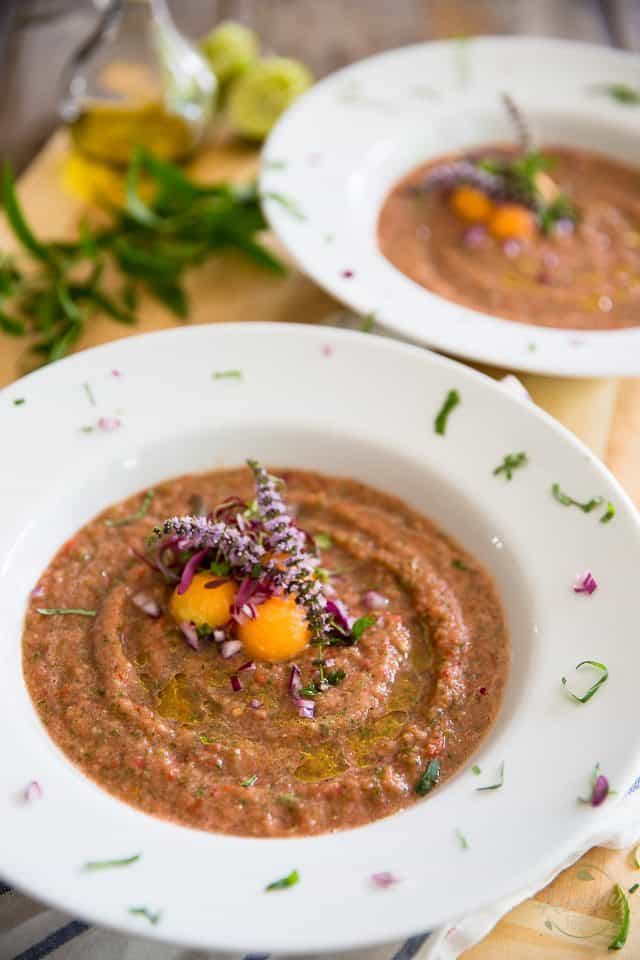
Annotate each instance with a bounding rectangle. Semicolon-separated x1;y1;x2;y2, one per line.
3;326;639;960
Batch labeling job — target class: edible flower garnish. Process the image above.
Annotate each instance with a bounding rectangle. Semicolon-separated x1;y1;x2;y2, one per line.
83;854;141;871
579;762;609;806
573;571;598;595
265;869;300;891
434;389;460;435
476;762;504;791
562;660;608;704
371;871;400;889
609;884;631;950
415;759;441;796
493;452;527;480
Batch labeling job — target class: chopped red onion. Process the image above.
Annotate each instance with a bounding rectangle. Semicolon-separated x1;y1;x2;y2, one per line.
132;591;161;618
31;585;45;599
322;344;334;357
554;218;575;237
250;698;262;709
238;660;256;672
371;871;399;889
364;590;389;611
462;225;487;248
326;598;354;632
573;571;598;596
221;639;242;659
111;369;121;377
212;629;226;643
177;549;208;596
297;699;315;719
230;674;242;692
592;774;609;806
289;664;302;696
179;620;199;650
288;664;315;717
97;416;121;432
340;269;354;279
503;239;522;259
24;780;42;803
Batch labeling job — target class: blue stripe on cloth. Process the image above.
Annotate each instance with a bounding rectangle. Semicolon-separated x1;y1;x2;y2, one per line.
12;920;90;960
242;955;270;960
0;882;12;895
391;933;431;960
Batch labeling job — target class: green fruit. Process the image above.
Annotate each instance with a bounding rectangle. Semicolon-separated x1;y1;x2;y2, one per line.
227;57;313;141
200;21;259;88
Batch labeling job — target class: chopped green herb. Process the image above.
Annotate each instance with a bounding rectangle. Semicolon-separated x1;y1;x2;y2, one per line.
36;607;97;617
629;883;639;895
539;193;578;235
265;869;300;891
83;382;96;407
261;191;305;220
212;369;243;380
208;559;231;576
105;489;155;527
12;397;25;406
609;884;630;950
434;389;460;435
351;615;377;642
360;311;376;332
552;483;603;513
562;660;608;705
241;774;258;787
300;669;346;697
128;906;161;925
199;734;214;745
415;759;441;796
527;342;537;352
456;828;469;850
471;764;481;776
476;761;504;791
83;854;141;871
493;451;528;480
634;845;640;868
452;558;468;571
603;83;640;105
601;502;616;524
314;532;333;550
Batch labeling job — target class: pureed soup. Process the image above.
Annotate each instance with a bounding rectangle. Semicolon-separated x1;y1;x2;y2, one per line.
378;143;640;331
23;462;509;837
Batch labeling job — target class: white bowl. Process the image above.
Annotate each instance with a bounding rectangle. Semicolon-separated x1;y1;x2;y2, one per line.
261;37;640;377
1;323;639;953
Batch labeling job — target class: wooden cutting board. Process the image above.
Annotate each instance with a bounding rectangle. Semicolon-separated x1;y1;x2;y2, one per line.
2;131;640;959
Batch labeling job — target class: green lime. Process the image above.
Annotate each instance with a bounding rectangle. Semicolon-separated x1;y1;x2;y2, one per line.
200;21;259;88
227;57;313;141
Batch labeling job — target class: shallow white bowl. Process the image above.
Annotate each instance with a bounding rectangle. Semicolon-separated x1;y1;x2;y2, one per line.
1;322;639;953
261;37;640;377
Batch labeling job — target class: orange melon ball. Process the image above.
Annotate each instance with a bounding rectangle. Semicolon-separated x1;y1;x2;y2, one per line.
488;204;536;241
450;185;494;223
237;595;310;663
169;572;237;629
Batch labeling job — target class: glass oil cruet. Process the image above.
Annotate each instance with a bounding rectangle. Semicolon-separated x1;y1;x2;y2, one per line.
59;0;217;167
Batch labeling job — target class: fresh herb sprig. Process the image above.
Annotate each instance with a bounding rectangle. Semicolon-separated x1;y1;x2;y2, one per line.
493;452;527;480
266;869;300;891
0;150;284;365
415;759;441;796
552;483;615;523
562;660;608;705
434;389;460;435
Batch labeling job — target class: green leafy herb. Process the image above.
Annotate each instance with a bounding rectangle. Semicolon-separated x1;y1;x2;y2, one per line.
241;774;258;787
434;389;460;435
456;828;469;850
83;382;96;407
601;502;616;524
629;883;639;895
603;83;640;105
539;194;579;235
552;483;603;513
13;397;25;406
265;869;300;891
562;660;608;705
471;764;481;776
83;854;141;871
261;191;305;220
609;884;630;950
476;761;504;791
360;311;376;332
104;489;155;527
212;369;243;380
199;734;214;745
36;607;97;617
208;559;231;576
300;668;346;697
415;759;441;796
351;615;377;642
493;451;527;480
0;151;284;365
452;558;468;571
128;906;161;925
314;532;333;550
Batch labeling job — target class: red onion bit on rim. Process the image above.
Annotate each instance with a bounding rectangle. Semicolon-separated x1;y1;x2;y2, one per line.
179;621;200;650
177;549;208;596
371;871;400;889
592;774;609;807
364;590;389;611
221;639;243;659
573;571;598;595
97;416;121;432
230;674;242;692
132;592;161;618
24;780;42;803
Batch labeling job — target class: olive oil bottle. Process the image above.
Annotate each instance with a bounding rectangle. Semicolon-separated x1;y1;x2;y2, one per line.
60;0;216;167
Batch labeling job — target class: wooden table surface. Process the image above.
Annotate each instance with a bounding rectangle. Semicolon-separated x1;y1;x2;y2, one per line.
2;3;640;959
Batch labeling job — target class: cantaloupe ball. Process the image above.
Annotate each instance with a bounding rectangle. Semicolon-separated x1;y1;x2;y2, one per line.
488;204;536;240
169;572;237;629
237;595;310;663
450;185;494;223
